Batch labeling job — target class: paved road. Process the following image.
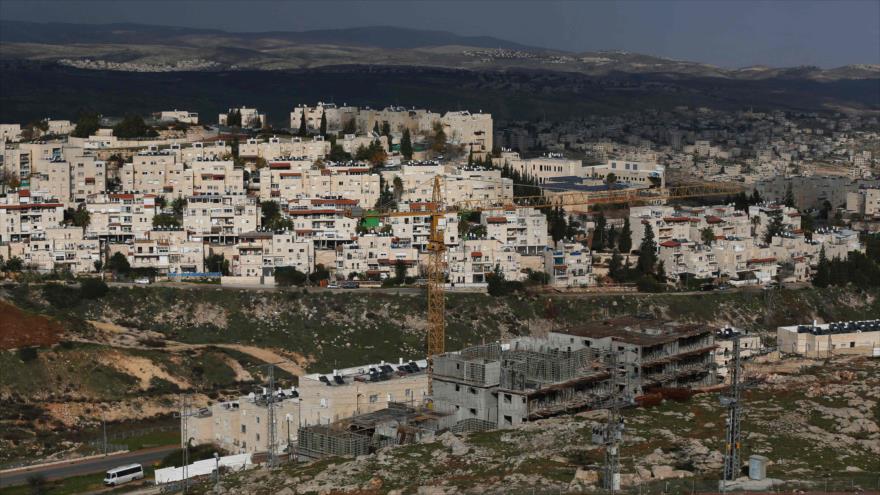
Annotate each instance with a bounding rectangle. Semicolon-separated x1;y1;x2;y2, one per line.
0;446;176;488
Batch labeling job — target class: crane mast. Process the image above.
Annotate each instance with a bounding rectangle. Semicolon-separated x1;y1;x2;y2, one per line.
426;176;446;396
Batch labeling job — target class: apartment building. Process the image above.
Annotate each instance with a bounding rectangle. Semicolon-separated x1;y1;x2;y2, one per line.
298;359;429;427
714;328;764;381
388;209;459;251
231;231;314;277
335;234;419;280
239;137;330;162
355;106;439;135
481;206;548;255
17;227;100;273
778;320;880;357
218;107;266;128
183;194;259;240
188;392;301;455
85;193;156;242
446;238;522;287
289;102;344;133
0;191;65;243
440;111;493;153
189;158;245;196
433;318;715;430
544;240;594;288
286;205;358;248
748;205;801;241
145;229;205;274
157;110;199;124
846;188;880;218
0;124;21;143
121;149;187;197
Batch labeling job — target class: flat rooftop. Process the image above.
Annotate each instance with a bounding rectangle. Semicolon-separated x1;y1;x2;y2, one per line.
554;317;710;346
302;358;428;387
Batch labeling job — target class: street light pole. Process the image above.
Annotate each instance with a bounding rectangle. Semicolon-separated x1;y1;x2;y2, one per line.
213;452;219;487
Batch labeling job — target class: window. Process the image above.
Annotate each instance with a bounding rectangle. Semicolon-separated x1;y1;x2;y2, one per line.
504;394;512;403
369;394;378;403
241;425;246;433
469;387;477;395
256;416;260;424
469;408;477;416
256;433;260;442
503;415;513;425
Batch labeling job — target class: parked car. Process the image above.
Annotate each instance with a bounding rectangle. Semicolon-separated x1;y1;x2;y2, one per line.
341;281;359;289
327;281;340;289
134;277;151;285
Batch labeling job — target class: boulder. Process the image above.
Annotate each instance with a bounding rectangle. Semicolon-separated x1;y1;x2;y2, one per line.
573;468;599;483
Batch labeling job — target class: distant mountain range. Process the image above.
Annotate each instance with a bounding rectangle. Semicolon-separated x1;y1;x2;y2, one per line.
0;20;878;81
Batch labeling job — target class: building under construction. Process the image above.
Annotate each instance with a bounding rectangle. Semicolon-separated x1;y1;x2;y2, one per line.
296;402;449;460
432;318;716;430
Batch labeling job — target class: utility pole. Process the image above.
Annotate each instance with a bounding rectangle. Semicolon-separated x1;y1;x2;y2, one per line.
102;413;108;456
721;331;742;488
175;394;199;494
603;350;623;493
266;363;278;468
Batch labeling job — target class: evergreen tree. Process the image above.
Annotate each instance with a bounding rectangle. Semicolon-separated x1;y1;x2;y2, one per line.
812;246;830;288
763;209;785;244
608;249;623;281
637;224;657;275
400;129;413;160
373;121;380;135
298;112;307;137
783;182;795;208
592;212;607;251
618;217;632;253
319;111;327;136
606;225;617;249
750;188;762;204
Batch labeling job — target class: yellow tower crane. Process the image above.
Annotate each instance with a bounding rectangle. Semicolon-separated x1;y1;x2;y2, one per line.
365;177;744;395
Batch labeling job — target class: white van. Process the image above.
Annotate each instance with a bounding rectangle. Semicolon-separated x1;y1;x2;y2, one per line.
104;463;144;486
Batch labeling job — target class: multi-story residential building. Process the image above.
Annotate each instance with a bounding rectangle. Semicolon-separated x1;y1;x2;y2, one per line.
440;111;493;154
714;328;764;381
298;359;429;427
183;194;259;241
387;208;459;251
0;191;65;243
121;149;187;197
446;238;522;287
231;231;314;278
286;204;358;248
239;137;330;162
335;234;419;280
778;320;880;357
0;124;22;143
544;240;594;288
846;187;880;218
189;158;245;196
748;204;801;241
85;193;157;242
16;227;100;273
187;392;301;455
481;207;548;255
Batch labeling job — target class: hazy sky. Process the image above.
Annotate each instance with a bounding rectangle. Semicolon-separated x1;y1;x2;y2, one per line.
1;0;878;68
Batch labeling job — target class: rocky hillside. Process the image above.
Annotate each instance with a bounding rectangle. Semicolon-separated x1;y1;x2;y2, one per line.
1;283;878;467
197;355;880;494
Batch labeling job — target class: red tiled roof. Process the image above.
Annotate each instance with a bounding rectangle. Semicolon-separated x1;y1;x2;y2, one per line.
705;216;723;224
663;216;692;223
269;162;291;169
18;190;30;197
471;251;483;258
486;216;507;224
659;240;681;248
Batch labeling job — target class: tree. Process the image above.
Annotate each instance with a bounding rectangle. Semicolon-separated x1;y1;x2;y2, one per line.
763;209;785;244
309;264;330;283
392;176;404;202
606;225;617;249
107;252;130;275
261;200;281;227
94;259;103;273
80;278;109;299
592;212;607;251
113;115;158;139
400;129;413;160
342;118;356;135
618;217;632;253
431;123;447;154
608;249;623;281
72;112;100;138
226;109;242;127
394;260;408;283
152;213;180;228
0;169;21;193
605;172;617;190
373;121;380;135
4;256;24;272
319;111;327;136
63;205;90;231
812;246;831;288
172;197;187;219
275;266;308;287
637;224;657;275
298;112;307;137
783;182;795;208
750;188;762;205
700;227;715;246
205;253;230;276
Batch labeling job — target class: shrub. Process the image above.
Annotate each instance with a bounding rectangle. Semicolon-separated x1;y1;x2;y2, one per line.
79;278;109;299
275;266;307;287
42;283;82;308
17;347;39;362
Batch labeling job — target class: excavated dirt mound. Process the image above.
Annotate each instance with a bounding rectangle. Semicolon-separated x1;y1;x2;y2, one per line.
0;300;64;349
